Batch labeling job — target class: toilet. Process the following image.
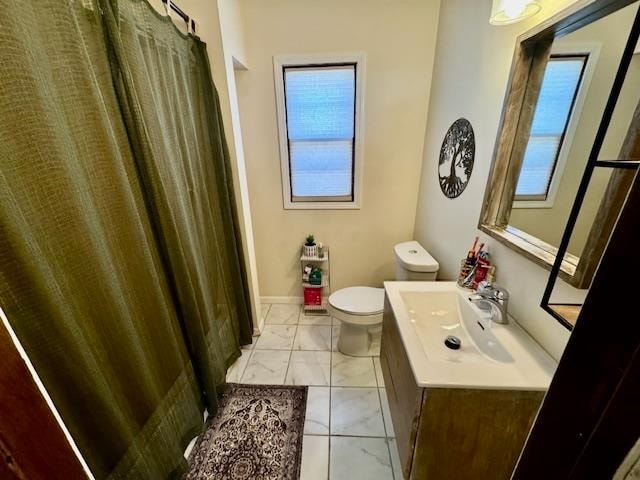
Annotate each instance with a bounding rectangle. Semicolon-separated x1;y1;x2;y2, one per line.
328;241;439;356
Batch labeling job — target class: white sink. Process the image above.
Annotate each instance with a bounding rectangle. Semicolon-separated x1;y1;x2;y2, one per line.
385;281;556;390
401;290;514;364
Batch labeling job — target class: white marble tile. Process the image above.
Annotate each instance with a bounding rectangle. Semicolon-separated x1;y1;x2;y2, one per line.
240;350;290;384
285;351;331;386
299;312;332;326
332;316;341;326
331;353;377;387
225;350;251;383
260;303;271;322
373;357;385;386
329;436;393;480
254;325;296;350
331;325;340;352
368;338;381;357
293;325;332;351
301;435;329;480
331;387;385;437
304;387;330;434
265;304;300;325
388;438;403;480
379;388;395;438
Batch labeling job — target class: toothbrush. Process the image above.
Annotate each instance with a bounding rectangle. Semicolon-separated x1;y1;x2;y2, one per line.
466;236;479;263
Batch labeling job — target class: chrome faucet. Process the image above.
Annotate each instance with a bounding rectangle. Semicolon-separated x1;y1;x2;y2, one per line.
469;281;510;324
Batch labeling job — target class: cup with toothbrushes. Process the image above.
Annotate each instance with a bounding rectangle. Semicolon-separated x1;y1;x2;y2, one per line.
457;236;492;289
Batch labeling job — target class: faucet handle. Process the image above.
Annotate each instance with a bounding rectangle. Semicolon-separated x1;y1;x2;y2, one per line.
476;281;509;302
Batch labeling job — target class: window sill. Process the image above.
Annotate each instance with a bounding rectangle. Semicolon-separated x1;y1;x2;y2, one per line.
283;200;361;210
512;199;555;209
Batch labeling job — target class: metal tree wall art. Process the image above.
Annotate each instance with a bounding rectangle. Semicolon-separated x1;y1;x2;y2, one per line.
438;118;475;198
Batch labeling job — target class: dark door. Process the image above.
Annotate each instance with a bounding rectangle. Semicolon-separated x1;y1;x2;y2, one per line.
0;318;87;479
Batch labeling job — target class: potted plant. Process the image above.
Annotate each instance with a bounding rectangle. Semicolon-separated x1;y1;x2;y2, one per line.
303;234;317;257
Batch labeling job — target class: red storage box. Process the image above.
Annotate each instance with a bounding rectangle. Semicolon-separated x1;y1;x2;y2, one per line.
304;287;322;306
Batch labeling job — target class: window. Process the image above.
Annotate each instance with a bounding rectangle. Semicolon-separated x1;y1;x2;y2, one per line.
515;54;588;202
274;54;364;209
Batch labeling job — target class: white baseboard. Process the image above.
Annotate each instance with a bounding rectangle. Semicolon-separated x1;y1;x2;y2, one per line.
184;436;197;459
261;296;303;305
253;316;264;336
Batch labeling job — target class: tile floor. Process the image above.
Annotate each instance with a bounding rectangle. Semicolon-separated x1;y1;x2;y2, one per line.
226;303;403;480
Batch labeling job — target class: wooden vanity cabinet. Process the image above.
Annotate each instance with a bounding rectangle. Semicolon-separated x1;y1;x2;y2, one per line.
379;298;545;480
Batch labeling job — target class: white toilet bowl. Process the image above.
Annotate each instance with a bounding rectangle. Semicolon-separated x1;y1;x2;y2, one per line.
330;241;439;357
328;286;385;357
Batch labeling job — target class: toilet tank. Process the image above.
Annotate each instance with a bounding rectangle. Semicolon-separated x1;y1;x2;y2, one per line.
394;241;439;281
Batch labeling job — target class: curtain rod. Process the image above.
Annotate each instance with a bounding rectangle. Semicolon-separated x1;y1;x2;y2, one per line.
161;0;196;34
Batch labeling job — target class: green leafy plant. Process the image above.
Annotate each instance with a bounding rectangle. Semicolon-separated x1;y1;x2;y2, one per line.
305;234;315;246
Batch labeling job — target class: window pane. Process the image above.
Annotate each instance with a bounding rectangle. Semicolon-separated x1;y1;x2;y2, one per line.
516;136;562;196
283;64;356;200
531;58;585;135
290;140;353;198
516;56;586;198
285;66;355;141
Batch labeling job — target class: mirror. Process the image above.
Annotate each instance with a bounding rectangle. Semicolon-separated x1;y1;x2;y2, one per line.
479;0;640;301
509;3;638;258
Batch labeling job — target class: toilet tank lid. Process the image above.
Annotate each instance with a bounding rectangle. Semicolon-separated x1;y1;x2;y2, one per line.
394;241;439;273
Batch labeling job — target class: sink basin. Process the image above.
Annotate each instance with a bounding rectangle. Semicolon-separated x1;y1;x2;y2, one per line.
401;290;514;364
384;281;556;390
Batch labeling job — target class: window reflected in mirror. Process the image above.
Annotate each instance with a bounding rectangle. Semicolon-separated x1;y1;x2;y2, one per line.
514;55;587;202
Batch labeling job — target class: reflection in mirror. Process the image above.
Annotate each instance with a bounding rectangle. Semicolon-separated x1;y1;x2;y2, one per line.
545;171;617;326
599;43;640;162
546;39;640;328
508;3;638;265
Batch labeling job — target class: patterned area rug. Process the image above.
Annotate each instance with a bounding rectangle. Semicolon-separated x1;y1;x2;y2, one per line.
185;384;307;480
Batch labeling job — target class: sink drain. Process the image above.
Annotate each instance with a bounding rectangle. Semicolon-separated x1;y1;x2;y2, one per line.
444;335;461;350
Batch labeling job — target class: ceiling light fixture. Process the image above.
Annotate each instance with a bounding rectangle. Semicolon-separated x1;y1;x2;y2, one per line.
490;0;542;25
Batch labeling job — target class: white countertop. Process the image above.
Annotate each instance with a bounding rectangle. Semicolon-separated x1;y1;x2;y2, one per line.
384;281;557;391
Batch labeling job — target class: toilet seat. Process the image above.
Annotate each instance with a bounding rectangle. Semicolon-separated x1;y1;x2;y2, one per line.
329;287;384;327
329;287;384;315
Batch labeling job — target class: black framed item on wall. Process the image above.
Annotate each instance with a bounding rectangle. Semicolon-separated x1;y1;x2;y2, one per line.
438;118;475;199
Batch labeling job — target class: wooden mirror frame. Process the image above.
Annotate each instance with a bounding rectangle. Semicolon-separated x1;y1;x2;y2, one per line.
479;0;639;289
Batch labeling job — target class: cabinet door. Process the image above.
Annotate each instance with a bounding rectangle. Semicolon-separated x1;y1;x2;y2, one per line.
413;388;543;480
380;298;424;479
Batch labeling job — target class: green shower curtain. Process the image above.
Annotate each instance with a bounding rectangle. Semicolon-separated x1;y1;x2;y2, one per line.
101;0;254;409
0;0;252;478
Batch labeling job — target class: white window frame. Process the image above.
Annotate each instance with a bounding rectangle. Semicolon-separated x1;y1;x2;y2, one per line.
273;53;366;210
513;42;600;209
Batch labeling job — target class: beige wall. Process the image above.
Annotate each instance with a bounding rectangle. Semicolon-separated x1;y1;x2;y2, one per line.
237;0;441;298
214;0;263;330
509;5;638;256
413;0;601;361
